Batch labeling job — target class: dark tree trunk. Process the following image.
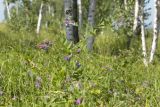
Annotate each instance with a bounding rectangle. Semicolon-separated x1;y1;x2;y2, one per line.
73;0;79;43
87;0;96;51
64;0;79;44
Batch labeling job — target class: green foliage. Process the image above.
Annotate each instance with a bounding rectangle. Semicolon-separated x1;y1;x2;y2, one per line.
94;26;128;55
0;24;160;107
1;0;159;106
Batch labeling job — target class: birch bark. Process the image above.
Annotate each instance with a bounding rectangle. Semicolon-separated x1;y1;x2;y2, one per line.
77;0;82;29
140;5;148;66
5;0;11;20
64;0;79;43
133;0;140;34
87;0;96;51
149;0;159;63
36;2;44;34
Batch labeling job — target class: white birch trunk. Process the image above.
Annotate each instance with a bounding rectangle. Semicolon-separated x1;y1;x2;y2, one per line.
140;9;148;66
5;0;11;20
149;0;159;63
36;2;43;34
78;0;82;29
133;0;139;33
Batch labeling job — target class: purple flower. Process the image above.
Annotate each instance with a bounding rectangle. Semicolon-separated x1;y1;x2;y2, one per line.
35;81;41;89
75;98;81;105
64;54;72;61
76;61;81;68
77;48;81;54
37;44;49;50
36;40;52;51
35;76;42;89
64;56;71;61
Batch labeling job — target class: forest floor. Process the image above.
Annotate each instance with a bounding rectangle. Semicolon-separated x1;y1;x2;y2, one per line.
0;24;160;107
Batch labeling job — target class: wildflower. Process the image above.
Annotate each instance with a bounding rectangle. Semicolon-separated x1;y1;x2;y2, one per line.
77;48;81;54
35;81;41;89
64;54;72;61
37;44;49;51
75;98;81;105
36;40;52;51
75;61;81;68
35;76;42;89
64;56;71;61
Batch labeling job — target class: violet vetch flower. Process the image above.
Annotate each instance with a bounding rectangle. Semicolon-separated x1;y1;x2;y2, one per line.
64;54;72;61
35;81;41;89
35;76;42;89
38;44;49;50
36;40;53;51
64;56;71;61
77;48;81;54
76;61;81;68
75;98;81;105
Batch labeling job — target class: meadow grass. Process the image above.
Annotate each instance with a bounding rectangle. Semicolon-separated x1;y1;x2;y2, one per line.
0;24;160;107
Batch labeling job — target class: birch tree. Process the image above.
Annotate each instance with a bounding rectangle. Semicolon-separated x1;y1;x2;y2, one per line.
64;0;79;43
5;0;11;20
149;0;159;63
133;0;140;35
77;0;82;29
36;2;44;34
140;1;148;66
72;0;79;43
87;0;96;51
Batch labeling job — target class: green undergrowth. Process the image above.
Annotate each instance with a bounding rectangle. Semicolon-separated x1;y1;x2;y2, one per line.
0;24;160;107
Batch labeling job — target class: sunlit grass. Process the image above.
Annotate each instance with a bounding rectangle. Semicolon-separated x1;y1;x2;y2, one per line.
0;24;160;107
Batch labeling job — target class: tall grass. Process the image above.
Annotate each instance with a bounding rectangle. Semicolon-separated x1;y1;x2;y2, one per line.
0;24;160;107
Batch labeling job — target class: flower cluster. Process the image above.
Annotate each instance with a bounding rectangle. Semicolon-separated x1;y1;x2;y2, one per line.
35;76;42;89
